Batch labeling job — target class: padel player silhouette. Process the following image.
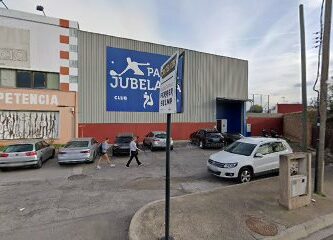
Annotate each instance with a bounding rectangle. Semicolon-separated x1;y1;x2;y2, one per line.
110;57;150;76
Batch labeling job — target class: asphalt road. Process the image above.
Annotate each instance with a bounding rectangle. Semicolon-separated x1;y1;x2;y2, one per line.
0;145;235;240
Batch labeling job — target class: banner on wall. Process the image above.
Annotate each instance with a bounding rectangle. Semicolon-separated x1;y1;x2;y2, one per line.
106;47;184;112
0;111;59;140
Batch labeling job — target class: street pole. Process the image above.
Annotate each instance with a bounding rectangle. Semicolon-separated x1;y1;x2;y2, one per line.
162;113;173;240
267;95;270;113
316;0;332;194
299;4;308;152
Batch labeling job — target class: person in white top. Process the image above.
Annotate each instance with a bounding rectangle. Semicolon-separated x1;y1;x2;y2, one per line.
126;136;142;167
96;137;115;170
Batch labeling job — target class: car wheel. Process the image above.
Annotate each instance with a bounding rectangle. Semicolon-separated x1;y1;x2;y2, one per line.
199;141;205;149
150;144;155;151
35;158;43;169
238;167;253;183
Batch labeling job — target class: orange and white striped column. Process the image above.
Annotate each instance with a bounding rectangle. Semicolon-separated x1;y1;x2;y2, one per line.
59;19;79;92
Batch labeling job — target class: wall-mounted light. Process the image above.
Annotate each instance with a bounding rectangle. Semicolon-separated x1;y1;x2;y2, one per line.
36;5;46;16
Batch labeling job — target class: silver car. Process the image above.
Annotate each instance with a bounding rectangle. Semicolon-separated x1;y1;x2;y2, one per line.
58;138;99;165
143;131;174;151
0;140;55;169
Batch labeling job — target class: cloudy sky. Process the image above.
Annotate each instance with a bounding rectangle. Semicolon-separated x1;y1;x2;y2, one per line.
3;0;331;109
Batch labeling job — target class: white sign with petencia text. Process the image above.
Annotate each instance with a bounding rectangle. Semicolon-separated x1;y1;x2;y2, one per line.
0;92;59;105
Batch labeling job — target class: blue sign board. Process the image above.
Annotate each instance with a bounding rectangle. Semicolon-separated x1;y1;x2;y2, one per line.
106;47;184;112
176;53;184;113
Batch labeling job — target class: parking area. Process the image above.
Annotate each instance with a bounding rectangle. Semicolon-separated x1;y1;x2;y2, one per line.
0;144;236;240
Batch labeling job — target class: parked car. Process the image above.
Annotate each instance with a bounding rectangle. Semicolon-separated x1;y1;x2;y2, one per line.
0;140;55;170
112;133;135;156
58;138;99;165
190;129;224;149
221;132;244;145
143;131;174;151
207;137;292;183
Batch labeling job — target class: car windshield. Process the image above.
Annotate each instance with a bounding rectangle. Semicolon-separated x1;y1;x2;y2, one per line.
207;133;221;137
4;144;33;153
224;142;256;156
155;134;167;139
64;141;89;148
116;137;132;143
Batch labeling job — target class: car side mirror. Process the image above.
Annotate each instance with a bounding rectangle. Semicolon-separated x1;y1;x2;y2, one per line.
254;153;263;158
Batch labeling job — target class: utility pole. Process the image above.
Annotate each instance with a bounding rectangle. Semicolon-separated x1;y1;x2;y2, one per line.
316;0;332;194
268;95;270;113
299;4;308;152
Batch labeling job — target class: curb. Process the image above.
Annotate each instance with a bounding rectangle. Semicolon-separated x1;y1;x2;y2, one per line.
264;212;333;240
128;199;164;240
128;178;333;240
128;177;280;240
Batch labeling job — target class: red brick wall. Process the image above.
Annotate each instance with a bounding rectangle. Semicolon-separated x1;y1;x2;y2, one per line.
277;104;303;114
283;112;316;145
78;122;216;143
247;116;283;136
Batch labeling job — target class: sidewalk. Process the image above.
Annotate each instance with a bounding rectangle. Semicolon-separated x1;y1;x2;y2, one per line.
129;166;333;240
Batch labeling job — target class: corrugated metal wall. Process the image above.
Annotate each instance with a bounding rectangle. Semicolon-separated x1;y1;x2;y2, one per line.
78;30;248;123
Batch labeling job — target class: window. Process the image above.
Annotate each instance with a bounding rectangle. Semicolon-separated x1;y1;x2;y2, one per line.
272;142;286;152
1;69;59;90
224;142;257;156
257;143;274;155
47;73;59;90
42;141;49;148
35;142;43;151
16;71;32;88
64;141;89;148
4;144;33;152
0;69;16;87
33;72;46;89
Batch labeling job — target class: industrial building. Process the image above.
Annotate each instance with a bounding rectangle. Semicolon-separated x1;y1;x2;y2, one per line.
0;8;248;144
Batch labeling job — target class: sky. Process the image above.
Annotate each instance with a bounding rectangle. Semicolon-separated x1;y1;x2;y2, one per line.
2;0;332;110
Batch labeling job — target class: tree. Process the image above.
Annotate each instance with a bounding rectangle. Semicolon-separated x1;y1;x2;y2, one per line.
248;105;263;113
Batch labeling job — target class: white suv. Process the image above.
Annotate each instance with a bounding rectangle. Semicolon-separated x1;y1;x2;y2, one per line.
207;137;293;183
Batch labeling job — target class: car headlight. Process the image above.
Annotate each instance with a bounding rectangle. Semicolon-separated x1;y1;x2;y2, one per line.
113;144;119;147
223;163;238;168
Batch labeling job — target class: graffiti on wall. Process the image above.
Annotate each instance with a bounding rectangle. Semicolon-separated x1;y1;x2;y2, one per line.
0;111;59;140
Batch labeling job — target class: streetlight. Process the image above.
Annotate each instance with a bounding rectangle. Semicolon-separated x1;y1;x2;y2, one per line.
36;5;46;16
0;0;9;9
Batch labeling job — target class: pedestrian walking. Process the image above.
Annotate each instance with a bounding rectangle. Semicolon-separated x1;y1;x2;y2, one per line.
126;136;142;167
96;137;115;170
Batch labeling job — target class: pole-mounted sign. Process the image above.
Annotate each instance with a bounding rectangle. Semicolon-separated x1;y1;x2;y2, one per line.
159;51;181;240
159;52;179;114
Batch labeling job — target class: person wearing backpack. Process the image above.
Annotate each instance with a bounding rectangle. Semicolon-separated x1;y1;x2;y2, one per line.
96;137;115;170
